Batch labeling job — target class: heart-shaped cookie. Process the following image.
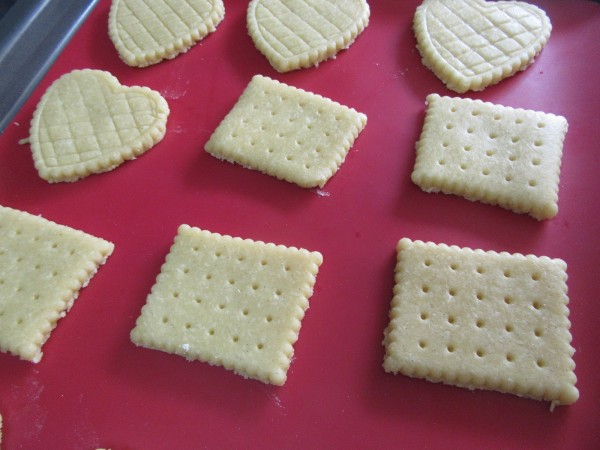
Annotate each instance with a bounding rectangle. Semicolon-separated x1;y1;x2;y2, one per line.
247;0;370;72
109;0;225;67
414;0;551;93
29;69;169;182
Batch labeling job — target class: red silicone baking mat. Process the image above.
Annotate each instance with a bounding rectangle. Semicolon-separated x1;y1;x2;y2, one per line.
1;1;599;449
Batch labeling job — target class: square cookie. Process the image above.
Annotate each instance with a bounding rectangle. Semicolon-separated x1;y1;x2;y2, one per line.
383;238;578;408
130;225;323;385
412;94;568;220
0;205;114;362
205;74;367;188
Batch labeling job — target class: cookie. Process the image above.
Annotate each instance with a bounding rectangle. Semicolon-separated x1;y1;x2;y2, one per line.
109;0;225;67
0;205;114;362
247;0;370;72
28;69;169;182
412;94;568;220
131;225;323;385
414;0;552;92
383;238;578;408
205;74;367;188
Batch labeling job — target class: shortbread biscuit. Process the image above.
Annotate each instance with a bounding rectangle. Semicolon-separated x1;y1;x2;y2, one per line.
28;69;169;183
0;205;114;363
383;238;578;408
247;0;370;72
412;94;568;220
109;0;225;67
414;0;552;92
205;75;367;188
131;225;323;385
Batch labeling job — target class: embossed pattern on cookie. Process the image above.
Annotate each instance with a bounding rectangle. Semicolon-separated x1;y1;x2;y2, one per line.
28;69;169;183
414;0;552;92
109;0;225;67
247;0;370;72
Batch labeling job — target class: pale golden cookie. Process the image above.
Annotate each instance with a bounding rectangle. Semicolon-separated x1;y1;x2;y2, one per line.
205;75;367;188
414;0;552;92
0;205;114;363
247;0;370;72
109;0;225;67
383;238;578;408
29;69;169;183
412;94;568;220
131;225;323;385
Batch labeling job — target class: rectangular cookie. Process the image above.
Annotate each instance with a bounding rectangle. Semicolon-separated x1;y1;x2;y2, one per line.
383;238;578;408
131;225;323;385
0;205;114;362
205;74;367;188
412;93;568;220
